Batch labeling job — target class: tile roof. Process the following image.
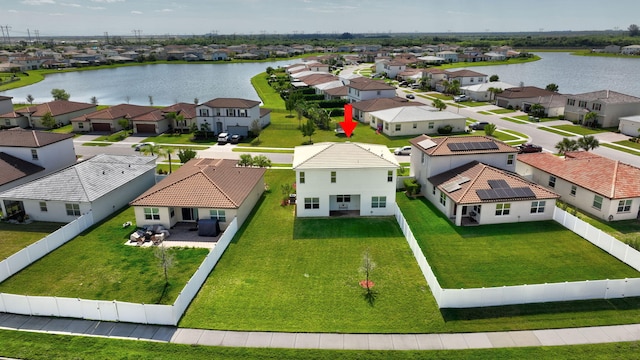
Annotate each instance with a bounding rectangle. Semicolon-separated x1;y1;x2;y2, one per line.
130;158;266;209
0;154;156;202
347;77;396;91
131;109;165;122
369;106;466;124
351;97;423;112
0;96;12;101
161;102;197;119
446;69;487;78
324;86;348;96
0;129;74;148
200;98;260;109
497;86;558;99
410;134;517;156
0;152;45;186
429;161;558;204
71;104;157;122
517;151;640;199
293;142;399;169
568;90;640;104
10;100;95;117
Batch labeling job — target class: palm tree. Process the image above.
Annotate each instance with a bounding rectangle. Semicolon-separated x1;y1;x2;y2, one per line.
432;98;446;111
483;123;497;137
583;111;599;128
140;143;161;157
577;135;600;151
555;138;579;155
159;146;176;173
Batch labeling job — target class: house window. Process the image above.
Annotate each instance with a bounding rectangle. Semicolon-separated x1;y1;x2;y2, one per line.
331;171;336;183
439;191;446;206
395;124;401;131
377;90;381;95
495;203;511;216
65;203;81;216
336;195;351;203
421;152;425;164
428;122;434;129
530;200;546;214
371;196;386;208
384;122;389;130
304;197;319;209
5;119;10;126
592;103;602;111
432;184;436;195
78;122;84;129
567;99;575;106
199;109;209;116
548;176;556;188
618;199;632;213
413;123;417;129
593;195;603;210
31;149;38;160
144;207;160;220
507;154;515;165
387;170;393;182
578;100;587;108
570;185;577;196
170;208;175;218
210;209;226;222
39;202;47;212
299;171;305;184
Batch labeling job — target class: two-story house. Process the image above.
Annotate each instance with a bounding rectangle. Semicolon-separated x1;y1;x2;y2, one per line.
495;86;566;116
293;142;399;218
564;90;640;128
346;77;397;103
444;69;488;87
195;98;270;137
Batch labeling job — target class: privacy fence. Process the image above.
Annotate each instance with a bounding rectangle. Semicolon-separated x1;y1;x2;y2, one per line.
395;206;640;308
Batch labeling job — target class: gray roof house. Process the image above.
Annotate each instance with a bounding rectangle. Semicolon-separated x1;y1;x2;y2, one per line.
0;154;156;223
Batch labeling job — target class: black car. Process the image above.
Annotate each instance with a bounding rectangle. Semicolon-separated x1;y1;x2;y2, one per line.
517;143;543;153
230;134;243;144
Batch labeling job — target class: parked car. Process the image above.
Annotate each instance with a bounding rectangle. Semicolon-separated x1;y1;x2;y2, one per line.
469;121;489;130
517;143;543;153
454;94;470;102
406;94;415;99
134;142;154;151
399;81;408;87
217;132;229;145
410;83;421;89
394;145;412;155
230;134;243;144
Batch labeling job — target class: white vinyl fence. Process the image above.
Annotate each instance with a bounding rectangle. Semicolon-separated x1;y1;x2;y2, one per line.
0;217;238;326
395;206;640;309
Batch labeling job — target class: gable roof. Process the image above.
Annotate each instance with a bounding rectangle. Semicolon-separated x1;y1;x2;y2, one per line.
568;90;640;104
0;154;155;202
347;77;396;91
0;129;74;148
161;102;197;119
445;69;487;78
517;151;640;199
71;104;156;122
9;100;95;117
497;86;558;99
351;97;423;112
130;158;266;209
410;134;517;156
0;152;45;187
200;98;260;109
293;142;399;170
369;106;466;123
429;161;558;204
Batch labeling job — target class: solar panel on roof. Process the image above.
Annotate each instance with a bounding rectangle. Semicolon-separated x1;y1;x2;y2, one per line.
447;141;499;152
488;179;509;189
442;182;461;192
476;186;536;201
418;139;437;149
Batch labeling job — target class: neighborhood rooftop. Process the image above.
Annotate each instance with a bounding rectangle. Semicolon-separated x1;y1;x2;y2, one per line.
569;90;640;103
410;134;517;156
293;142;399;169
0;100;95;118
0;152;45;187
0;128;74;147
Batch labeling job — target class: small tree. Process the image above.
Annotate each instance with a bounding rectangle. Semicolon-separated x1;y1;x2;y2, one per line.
250;118;262;139
51;88;70;101
41;111;56;129
483;123;497;136
546;83;559;92
177;148;197;163
555;137;579;155
148;95;154;106
629;24;640;37
90;96;98;105
432;98;446;111
193;97;199;105
117;118;130;133
359;248;377;306
252;155;272;168
238;154;253;167
577;135;600;151
489;74;499;82
529;103;545;118
159;146;176;173
584;111;599;127
154;244;174;300
200;122;211;139
301;118;316;144
26;94;34;105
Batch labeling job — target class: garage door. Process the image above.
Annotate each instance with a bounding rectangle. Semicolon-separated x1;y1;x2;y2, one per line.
226;125;249;137
136;124;156;134
92;123;111;132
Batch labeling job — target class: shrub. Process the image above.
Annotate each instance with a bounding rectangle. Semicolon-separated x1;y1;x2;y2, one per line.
437;125;453;134
317;99;348;108
558;114;565;120
403;178;421;195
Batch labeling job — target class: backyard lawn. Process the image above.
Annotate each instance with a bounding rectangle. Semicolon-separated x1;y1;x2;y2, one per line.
0;222;64;260
0;207;208;304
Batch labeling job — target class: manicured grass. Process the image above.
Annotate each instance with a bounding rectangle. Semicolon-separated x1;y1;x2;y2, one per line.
251;72;286;110
500;116;528;124
82;142;111;147
396;195;639;288
49;124;74;134
142;133;217;145
0;221;64;260
0;207;208;304
489;131;519;142
426;92;452;100
478;111;491;115
613;139;640;150
601;143;640;156
539;126;576;136
180;170;437;333
459;101;489;107
93;130;132;142
557;201;640;244
550;125;609;135
488;108;516;114
232;147;294;153
156;163;182;174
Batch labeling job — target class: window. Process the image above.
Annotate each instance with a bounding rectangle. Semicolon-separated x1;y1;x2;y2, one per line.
331;171;336;183
39;202;47;212
432;184;436;195
395;124;401;131
336;195;351;203
199;109;209;116
78;122;84;129
299;171;305;184
144;207;160;220
567;99;575;106
384;122;389;130
421;152;425;164
439;191;446;206
495;203;511;216
377;90;381;95
170;208;175;218
31;149;38;160
530;200;546;213
210;209;226;222
387;170;393;182
65;203;81;216
4;119;10;126
578;100;587;108
428;122;434;129
304;197;319;209
371;196;386;208
413;123;417;129
570;185;577;196
593;195;603;210
507;154;515;165
592;103;602;111
618;199;632;213
548;176;556;188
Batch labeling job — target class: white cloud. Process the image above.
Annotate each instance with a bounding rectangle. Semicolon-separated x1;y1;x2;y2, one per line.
155;8;173;12
48;12;65;16
60;2;81;7
91;0;124;3
21;0;55;5
8;9;19;13
131;10;142;14
87;6;105;10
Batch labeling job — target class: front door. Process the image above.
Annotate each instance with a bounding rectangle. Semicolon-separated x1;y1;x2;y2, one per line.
182;208;198;221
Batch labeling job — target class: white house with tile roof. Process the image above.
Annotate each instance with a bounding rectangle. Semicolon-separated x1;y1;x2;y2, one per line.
369;106;467;136
293;142;399;218
130;158;266;230
346;77;397;103
195;98;271;137
0;129;76;177
0;154;156;223
564;90;640;128
517;151;640;221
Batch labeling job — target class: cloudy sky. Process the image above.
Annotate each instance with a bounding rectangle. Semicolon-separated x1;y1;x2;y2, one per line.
5;0;639;38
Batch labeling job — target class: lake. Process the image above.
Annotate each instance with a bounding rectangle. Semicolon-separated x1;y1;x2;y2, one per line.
2;52;640;105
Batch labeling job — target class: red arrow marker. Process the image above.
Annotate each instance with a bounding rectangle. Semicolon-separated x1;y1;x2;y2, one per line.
340;103;357;138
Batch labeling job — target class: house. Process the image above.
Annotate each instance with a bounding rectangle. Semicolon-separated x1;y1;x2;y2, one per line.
374;59;406;79
129;158;266;231
516;151;640;221
621;45;640;55
368;106;467;136
460;81;517;102
0;100;96;129
618;115;640;137
161;102;197;133
292;142;399;218
443;69;488;88
346;77;397;103
563;90;640;128
436;50;458;63
129;109;171;134
71;104;157;132
351;97;423;124
195;98;271;137
495;86;565;114
0;154;156;223
0;96;12;116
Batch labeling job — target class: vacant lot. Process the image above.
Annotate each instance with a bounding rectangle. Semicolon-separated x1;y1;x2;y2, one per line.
0;222;64;260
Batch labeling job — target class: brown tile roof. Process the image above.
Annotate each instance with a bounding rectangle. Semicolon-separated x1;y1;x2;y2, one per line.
0;152;45;186
200;98;260;109
161;102;197;119
568;90;640;104
428;161;559;204
446;69;487;78
347;77;396;91
71;104;156;122
131;109;165;122
324;86;348;97
352;97;422;112
0;129;74;148
517;151;640;199
12;100;95;117
130;158;265;209
297;73;338;86
259;108;271;117
410;134;518;156
497;86;557;99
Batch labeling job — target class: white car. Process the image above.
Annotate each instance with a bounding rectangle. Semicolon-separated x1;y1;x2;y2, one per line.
394;146;411;155
134;142;154;151
454;94;470;102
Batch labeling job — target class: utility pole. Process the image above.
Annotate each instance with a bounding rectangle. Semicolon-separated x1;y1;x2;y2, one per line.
132;29;142;44
27;28;32;43
34;30;40;45
3;26;11;45
0;26;5;45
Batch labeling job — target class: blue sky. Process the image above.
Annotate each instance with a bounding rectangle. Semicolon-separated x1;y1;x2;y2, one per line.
5;0;640;38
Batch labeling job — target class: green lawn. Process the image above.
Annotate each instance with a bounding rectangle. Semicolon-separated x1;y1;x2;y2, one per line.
459;101;489;107
49;124;75;134
489;131;519;142
251;72;286;110
0;207;208;304
180;170;437;333
0;222;64;260
540;126;577;136
613;139;640;151
500;116;528;124
601;143;640;156
232;147;294;154
156;163;182;174
93;130;132;142
142;133;217;146
550;125;610;135
82;142;111;147
397;195;639;288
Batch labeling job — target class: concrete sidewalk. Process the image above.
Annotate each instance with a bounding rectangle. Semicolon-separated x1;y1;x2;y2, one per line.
1;312;640;350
